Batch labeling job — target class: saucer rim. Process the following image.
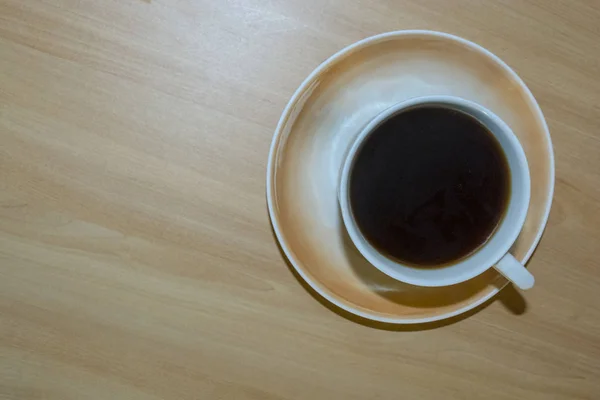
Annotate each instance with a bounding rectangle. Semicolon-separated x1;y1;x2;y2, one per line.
266;30;555;324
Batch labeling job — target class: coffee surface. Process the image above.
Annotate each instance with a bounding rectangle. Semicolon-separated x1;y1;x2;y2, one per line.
350;106;510;266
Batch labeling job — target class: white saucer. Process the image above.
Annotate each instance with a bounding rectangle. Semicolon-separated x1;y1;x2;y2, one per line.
267;31;555;324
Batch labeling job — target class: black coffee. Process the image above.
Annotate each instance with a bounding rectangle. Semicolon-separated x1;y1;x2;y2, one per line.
349;106;510;267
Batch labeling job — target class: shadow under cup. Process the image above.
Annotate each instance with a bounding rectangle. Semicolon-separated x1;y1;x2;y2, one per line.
339;96;532;288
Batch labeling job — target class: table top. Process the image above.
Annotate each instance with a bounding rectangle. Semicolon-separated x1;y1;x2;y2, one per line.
1;1;599;399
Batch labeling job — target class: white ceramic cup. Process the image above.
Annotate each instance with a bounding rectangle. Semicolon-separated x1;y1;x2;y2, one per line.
339;96;535;290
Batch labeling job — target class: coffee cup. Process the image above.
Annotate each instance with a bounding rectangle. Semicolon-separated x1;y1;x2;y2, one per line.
339;95;534;290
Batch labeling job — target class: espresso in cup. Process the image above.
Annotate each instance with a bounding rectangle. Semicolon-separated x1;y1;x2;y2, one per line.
340;96;534;290
349;105;510;267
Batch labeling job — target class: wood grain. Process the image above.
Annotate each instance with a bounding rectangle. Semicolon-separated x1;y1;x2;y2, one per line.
1;0;599;399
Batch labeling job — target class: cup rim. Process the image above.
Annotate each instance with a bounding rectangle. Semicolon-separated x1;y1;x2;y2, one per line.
339;95;531;287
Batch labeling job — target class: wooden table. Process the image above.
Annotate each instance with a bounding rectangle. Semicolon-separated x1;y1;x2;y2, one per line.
1;1;599;399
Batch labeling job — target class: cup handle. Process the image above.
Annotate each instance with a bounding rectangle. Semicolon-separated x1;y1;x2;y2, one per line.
494;254;535;290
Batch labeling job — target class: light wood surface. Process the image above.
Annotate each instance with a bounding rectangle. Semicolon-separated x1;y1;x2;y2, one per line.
1;1;599;399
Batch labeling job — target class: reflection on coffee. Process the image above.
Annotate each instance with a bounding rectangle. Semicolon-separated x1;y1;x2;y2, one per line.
349;106;510;267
